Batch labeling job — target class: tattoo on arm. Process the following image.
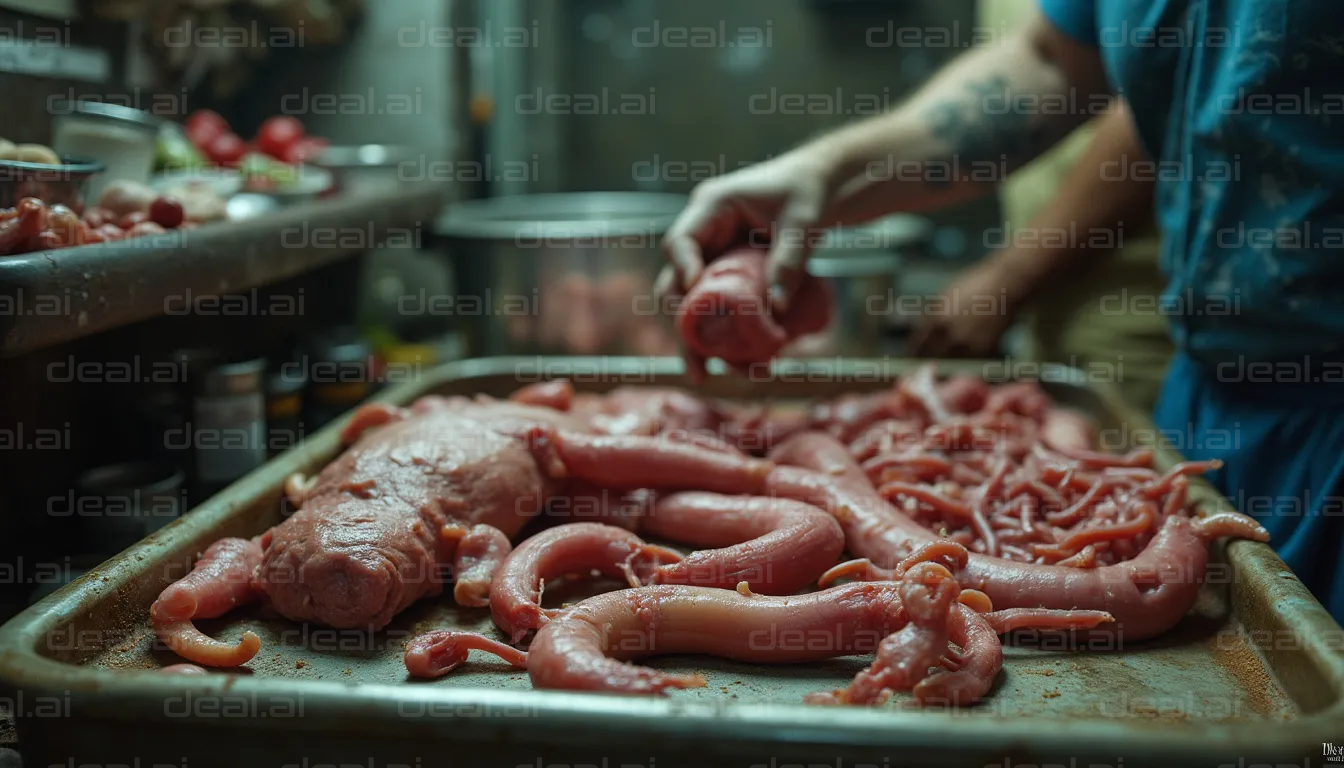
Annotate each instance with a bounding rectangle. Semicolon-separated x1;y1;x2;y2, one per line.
921;75;1052;188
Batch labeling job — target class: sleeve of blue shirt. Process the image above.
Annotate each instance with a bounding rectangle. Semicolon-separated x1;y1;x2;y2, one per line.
1038;0;1098;45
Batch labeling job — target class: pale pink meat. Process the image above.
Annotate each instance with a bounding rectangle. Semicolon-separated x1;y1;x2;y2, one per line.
256;404;573;632
581;387;731;437
489;522;682;642
411;588;1008;706
490;494;841;641
911;605;1003;706
404;630;528;679
542;432;772;493
154;396;775;666
676;249;832;370
766;431;1267;641
641;492;843;595
444;523;514;608
527;583;899;695
150;537;263;667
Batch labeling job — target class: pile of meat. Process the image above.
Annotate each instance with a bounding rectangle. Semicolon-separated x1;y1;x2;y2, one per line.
150;367;1268;706
0;180;227;256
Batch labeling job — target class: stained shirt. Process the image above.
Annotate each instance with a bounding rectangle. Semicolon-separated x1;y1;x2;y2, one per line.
1041;0;1344;365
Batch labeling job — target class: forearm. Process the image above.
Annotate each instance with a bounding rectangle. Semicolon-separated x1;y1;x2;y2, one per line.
802;12;1109;224
989;102;1155;305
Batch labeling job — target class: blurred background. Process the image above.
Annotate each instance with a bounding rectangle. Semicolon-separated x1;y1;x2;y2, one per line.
0;0;1003;625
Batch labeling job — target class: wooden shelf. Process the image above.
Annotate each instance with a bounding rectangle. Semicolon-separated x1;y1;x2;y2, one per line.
0;184;447;359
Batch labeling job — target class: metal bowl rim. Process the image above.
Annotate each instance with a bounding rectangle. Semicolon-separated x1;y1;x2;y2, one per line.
807;252;900;278
0;157;105;175
49;99;166;131
316;144;430;168
436;192;688;240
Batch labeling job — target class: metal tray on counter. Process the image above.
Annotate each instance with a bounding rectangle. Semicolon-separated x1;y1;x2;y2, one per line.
1;357;1340;768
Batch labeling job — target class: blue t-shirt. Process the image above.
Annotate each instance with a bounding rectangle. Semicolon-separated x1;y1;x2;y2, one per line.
1041;0;1344;364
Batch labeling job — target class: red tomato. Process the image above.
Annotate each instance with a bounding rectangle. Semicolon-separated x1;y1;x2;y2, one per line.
256;116;305;160
186;110;229;148
206;132;247;166
149;196;185;229
281;136;329;165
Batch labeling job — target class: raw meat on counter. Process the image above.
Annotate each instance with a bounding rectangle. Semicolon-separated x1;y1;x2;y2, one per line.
150;367;1269;708
0;180;226;256
151;388;773;667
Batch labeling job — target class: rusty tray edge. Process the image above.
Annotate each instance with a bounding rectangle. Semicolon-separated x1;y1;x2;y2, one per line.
2;356;1342;763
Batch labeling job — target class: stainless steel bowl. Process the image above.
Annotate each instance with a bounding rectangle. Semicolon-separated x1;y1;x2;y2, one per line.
0;156;104;210
315;144;430;196
49;100;163;201
436;192;688;356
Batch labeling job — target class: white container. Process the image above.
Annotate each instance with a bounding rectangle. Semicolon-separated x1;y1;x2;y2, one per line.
50;101;162;202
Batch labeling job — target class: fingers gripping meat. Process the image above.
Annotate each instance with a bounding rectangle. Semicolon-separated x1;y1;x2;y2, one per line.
676;249;833;370
641;493;844;595
150;538;264;667
490;523;683;642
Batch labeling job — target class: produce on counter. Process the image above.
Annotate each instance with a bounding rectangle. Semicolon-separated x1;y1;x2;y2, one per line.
0;142;62;165
0;179;225;256
153;131;205;172
149;368;1269;706
97;179;159;218
166;109;330;193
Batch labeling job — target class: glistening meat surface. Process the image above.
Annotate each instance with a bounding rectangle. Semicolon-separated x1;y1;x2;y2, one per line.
258;403;572;630
153;395;774;666
676;249;832;372
766;431;1267;641
489;495;843;641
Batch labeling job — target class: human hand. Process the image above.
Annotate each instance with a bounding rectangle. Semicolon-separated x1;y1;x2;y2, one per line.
908;256;1030;358
655;149;840;316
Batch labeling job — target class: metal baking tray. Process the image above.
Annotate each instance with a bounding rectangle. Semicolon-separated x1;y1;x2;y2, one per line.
1;357;1340;768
